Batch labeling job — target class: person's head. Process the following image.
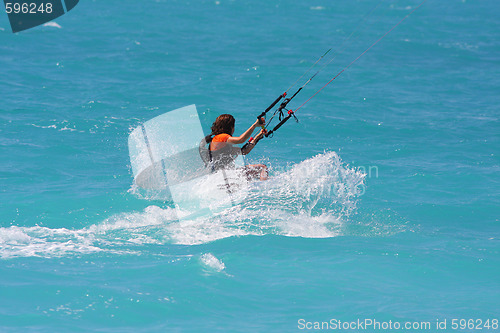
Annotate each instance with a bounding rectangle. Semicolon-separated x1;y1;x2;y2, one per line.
211;114;235;135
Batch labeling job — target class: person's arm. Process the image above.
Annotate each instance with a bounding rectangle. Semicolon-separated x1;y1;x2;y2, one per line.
227;118;264;144
241;128;266;155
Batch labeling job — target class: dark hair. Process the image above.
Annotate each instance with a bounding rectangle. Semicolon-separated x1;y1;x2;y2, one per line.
211;114;235;135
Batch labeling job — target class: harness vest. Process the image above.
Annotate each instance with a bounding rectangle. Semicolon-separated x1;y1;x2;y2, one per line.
199;134;239;172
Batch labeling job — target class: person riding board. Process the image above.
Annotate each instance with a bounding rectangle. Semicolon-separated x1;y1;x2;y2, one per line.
201;114;268;181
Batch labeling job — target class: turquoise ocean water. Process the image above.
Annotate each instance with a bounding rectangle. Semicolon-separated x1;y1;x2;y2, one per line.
1;0;499;331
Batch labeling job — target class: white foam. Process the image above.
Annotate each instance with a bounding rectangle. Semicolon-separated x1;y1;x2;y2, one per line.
43;22;62;28
1;152;365;258
200;253;225;272
276;212;340;238
0;226;102;259
0;226;32;244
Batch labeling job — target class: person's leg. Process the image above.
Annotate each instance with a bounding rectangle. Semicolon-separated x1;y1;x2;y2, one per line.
245;164;268;181
258;164;268;181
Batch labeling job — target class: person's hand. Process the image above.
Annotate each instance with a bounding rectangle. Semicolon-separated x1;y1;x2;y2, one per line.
255;128;267;140
254;117;265;127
